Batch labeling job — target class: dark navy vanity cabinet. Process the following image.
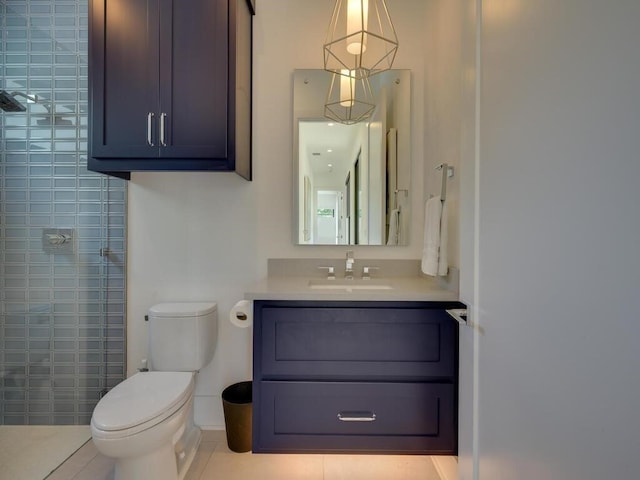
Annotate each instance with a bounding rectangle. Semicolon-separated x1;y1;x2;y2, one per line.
88;0;253;179
252;300;461;454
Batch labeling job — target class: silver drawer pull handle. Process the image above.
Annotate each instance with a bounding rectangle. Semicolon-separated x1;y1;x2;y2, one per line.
147;112;154;146
160;112;167;146
337;411;377;422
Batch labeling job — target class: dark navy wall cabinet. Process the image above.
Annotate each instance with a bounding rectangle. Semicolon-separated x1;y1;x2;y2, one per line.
252;300;462;454
88;0;254;179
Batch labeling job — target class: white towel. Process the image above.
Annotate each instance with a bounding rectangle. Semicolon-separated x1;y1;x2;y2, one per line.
438;200;448;276
421;196;448;276
387;209;400;245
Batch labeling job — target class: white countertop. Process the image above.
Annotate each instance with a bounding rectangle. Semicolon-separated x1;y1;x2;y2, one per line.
244;275;459;302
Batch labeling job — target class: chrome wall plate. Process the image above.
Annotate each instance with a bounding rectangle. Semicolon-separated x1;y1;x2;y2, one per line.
43;228;74;254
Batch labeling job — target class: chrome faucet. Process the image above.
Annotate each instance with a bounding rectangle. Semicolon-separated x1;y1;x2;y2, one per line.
345;251;355;279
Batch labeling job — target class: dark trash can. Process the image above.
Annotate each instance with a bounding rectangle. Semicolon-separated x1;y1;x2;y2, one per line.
221;381;252;452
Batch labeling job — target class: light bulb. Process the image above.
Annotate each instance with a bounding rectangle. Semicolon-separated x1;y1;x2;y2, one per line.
339;70;355;107
346;0;368;55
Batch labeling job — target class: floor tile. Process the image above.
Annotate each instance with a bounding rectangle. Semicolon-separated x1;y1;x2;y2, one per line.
184;441;217;480
0;426;90;480
405;456;441;480
38;427;445;480
46;442;100;480
323;454;440;480
69;451;115;480
199;446;324;480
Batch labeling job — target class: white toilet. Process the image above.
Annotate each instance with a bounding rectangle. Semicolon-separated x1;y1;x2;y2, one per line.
91;302;217;480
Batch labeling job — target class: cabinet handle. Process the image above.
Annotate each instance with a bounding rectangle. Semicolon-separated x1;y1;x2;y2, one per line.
160;113;167;147
147;112;154;146
337;411;377;422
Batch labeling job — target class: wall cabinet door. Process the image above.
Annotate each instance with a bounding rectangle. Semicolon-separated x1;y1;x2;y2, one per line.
88;0;253;178
158;0;229;159
90;0;160;159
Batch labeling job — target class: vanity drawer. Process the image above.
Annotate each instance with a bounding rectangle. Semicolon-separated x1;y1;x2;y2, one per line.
254;301;458;381
253;381;457;454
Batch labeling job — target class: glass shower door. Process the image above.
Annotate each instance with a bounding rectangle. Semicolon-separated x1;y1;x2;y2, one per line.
0;0;127;425
0;172;127;426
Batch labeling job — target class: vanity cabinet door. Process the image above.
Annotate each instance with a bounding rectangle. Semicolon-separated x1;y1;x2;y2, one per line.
252;300;462;454
88;0;253;178
254;381;457;454
255;302;457;381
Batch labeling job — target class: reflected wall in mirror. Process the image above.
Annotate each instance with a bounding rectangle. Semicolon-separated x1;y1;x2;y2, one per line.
294;69;411;245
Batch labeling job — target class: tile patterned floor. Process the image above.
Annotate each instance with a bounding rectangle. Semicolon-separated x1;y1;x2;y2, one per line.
46;430;443;480
0;426;90;480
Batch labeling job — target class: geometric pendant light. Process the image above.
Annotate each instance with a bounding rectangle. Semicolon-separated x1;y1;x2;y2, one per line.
324;69;376;125
323;0;399;80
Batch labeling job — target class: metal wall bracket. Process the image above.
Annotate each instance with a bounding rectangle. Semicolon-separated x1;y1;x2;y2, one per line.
43;228;74;254
446;308;468;325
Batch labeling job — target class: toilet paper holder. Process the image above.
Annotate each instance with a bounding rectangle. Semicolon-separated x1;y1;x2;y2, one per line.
230;300;253;328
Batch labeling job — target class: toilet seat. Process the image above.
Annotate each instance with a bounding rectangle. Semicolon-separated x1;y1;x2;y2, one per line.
92;371;194;438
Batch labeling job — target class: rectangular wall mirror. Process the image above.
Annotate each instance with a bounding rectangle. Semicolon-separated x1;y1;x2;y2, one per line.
293;69;411;246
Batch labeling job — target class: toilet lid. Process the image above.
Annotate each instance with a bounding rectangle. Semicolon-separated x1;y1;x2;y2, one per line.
92;371;194;432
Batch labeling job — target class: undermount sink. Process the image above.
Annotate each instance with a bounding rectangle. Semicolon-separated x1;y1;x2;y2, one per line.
308;279;393;291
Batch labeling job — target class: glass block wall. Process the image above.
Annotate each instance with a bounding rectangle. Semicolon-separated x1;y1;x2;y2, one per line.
0;0;126;425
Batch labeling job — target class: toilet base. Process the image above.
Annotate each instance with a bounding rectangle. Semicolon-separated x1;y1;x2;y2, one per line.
110;426;201;480
114;442;178;480
177;426;202;480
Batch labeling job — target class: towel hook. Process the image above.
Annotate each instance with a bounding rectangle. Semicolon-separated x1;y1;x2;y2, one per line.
393;189;408;209
435;163;454;177
435;163;454;201
394;189;408;197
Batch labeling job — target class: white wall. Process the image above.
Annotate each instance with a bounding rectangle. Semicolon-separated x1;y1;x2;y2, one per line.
424;0;464;269
127;0;432;428
424;3;477;479
460;1;640;478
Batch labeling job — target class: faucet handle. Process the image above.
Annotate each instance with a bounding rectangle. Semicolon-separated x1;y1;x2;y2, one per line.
362;266;379;279
318;266;336;280
346;250;355;266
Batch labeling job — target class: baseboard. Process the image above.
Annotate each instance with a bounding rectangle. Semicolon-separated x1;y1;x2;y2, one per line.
432;456;458;480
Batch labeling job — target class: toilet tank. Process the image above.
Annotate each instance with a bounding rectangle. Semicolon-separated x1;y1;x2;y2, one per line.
148;302;218;371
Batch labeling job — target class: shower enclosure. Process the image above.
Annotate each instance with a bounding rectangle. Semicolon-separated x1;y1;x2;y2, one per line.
1;0;126;425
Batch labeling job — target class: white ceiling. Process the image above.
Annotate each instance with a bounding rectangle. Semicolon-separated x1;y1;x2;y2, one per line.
300;120;360;179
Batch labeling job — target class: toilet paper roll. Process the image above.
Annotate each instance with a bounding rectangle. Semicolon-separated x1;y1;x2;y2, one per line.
230;300;253;328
